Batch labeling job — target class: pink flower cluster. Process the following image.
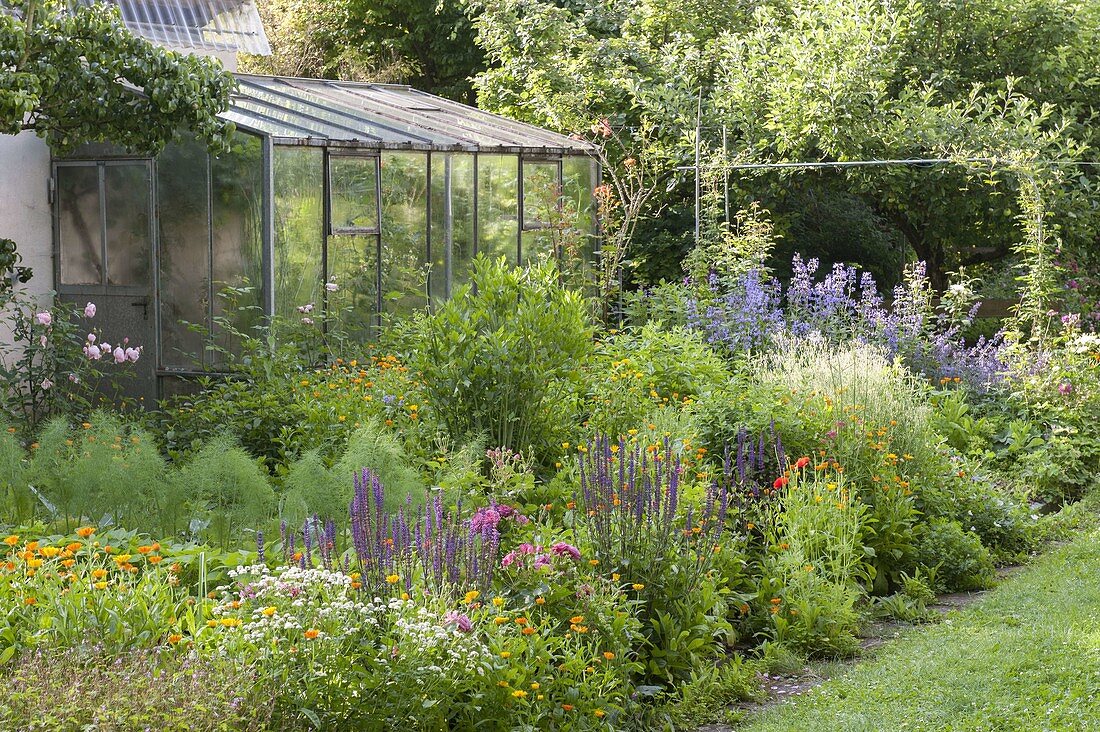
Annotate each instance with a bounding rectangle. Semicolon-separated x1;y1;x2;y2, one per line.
501;541;581;570
443;610;473;633
470;503;528;534
83;333;140;364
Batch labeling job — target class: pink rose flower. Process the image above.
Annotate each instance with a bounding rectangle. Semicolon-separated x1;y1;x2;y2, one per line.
35;312;51;326
501;551;518;568
84;344;102;361
112;347;126;364
125;347;141;363
84;302;96;318
444;611;473;633
551;542;581;561
40;378;53;390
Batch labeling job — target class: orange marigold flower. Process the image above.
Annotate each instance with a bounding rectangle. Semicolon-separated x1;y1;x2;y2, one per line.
168;634;183;644
3;535;19;546
75;527;95;538
304;628;320;640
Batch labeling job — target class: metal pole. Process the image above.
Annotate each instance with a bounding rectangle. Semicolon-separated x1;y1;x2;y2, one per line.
722;125;730;227
694;90;702;246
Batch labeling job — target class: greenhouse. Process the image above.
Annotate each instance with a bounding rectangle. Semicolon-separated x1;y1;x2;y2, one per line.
53;73;597;398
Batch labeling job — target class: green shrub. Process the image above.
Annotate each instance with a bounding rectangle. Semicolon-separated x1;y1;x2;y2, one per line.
175;436;274;549
398;256;593;459
282;422;429;530
0;422;31;523
582;323;730;437
761;467;870;657
26;413;170;535
912;518;996;592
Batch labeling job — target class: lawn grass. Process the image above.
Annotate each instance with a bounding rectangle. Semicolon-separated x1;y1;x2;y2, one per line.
739;521;1100;731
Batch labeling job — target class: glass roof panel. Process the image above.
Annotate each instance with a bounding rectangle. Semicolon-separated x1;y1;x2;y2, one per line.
228;74;595;155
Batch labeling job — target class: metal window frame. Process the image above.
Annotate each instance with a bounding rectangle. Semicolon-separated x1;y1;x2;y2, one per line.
326;150;382;236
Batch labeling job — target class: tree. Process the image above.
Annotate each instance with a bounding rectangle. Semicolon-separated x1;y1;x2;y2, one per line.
1;0;235;154
470;0;1100;291
242;0;484;102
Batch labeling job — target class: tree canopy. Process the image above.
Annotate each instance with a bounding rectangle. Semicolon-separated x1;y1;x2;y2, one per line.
241;0;483;102
469;0;1100;290
0;0;235;154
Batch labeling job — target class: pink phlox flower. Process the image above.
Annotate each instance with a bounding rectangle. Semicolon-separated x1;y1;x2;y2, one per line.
533;554;553;570
517;543;537;555
297;303;315;314
325;281;340;292
501;551;518;568
444;611;473;633
470;507;501;533
301;317;314;325
550;542;581;561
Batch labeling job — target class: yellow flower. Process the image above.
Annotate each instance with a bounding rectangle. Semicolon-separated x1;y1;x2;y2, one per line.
603;651;615;660
594;709;606;718
26;558;43;569
569;615;585;624
512;690;527;699
464;590;480;604
494;616;509;625
167;634;183;644
500;651;511;659
220;618;241;628
3;535;19;546
262;606;277;617
91;568;108;579
492;597;504;607
631;583;645;591
530;682;540;690
75;527;95;538
386;574;400;584
535;597;545;605
94;581;108;590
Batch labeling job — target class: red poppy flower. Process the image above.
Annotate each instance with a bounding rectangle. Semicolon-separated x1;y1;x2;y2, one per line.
773;476;789;489
795;456;811;469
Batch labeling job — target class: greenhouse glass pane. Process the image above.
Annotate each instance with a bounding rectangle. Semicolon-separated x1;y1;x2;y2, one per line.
476;154;518;265
562;155;599;279
379;151;428;318
104;163;153;286
57;165;103;285
157;136;210;368
274;146;324;318
211;132;265;365
328;233;378;341
429;153;475;302
330;154;379;232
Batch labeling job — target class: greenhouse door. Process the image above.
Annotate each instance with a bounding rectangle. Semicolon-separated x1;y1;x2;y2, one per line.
53;160;157;407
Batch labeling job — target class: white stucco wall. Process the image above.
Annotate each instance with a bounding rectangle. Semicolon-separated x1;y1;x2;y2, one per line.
0;131;54;298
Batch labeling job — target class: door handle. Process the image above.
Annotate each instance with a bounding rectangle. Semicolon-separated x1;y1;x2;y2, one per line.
131;299;149;320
